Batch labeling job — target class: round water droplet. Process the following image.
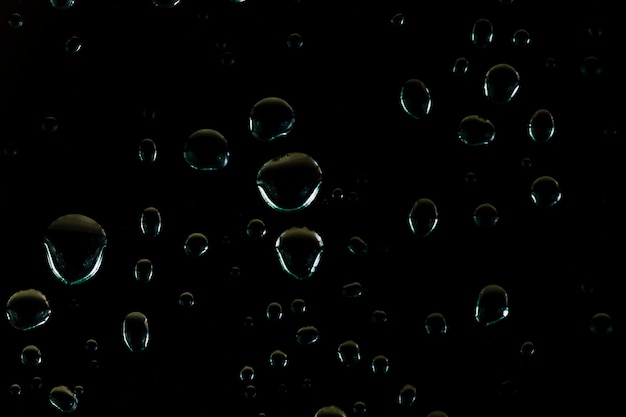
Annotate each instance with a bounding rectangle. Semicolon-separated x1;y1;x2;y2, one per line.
530;176;562;208
243;316;254;328
246;218;267;239
243;384;256;400
8;13;24;29
512;29;531;47
528;109;555;143
275;226;324;280
408;198;439;237
20;345;42;367
65;36;82;54
178;291;195;307
269;350;288;369
371;309;388;325
545;57;557;70
151;0;181;8
221;51;235;67
371;354;390;375
184;129;229;171
337;340;361;367
249;97;295;142
138;138;158;164
458;115;495;146
581;56;602;78
390;13;405;28
266;302;283;321
6;289;52;331
484;63;520;104
342;281;363;298
43;214;107;285
31;377;43;390
453;57;469;75
287;33;303;49
315;405;347;417
520;341;535;357
257;152;323;212
84;338;98;352
471;18;494;48
239;365;255;382
331;187;344;200
49;385;78;413
42;116;58;133
122;312;150;353
475;284;509;326
400;79;432;120
425;312;448;336
353;401;367;415
140;207;162;237
296;325;320;345
230;266;241;278
398;384;417;407
184;232;209;257
291;298;307;315
50;0;76;10
590;312;613;336
10;384;22;397
347;236;368;256
521;157;533;169
134;258;154;284
74;385;84;396
473;203;499;229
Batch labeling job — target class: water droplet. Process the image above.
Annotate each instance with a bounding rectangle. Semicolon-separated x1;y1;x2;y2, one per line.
528;109;555;143
545;57;557;70
8;13;24;29
151;0;181;8
31;377;43;390
530;176;562;208
408;198;439;237
331;187;344;200
49;385;78;413
84;338;98;352
473;203;499;229
42;116;59;133
50;0;76;10
122;312;150;353
471;18;494;48
257;152;323;212
178;291;195;307
390;13;405;28
520;341;535;357
243;384;256;400
296;325;320;345
425;312;448;336
243;316;254;328
458;115;495;146
371;354;390;375
88;359;99;369
398;384;417;407
465;171;477;184
269;350;288;369
184;232;209;257
337;340;361;367
347;236;368;256
20;345;42;367
221;51;235;67
140;207;162;237
371;309;388;325
134;258;154;284
287;33;303;49
6;289;52;331
353;401;367;415
315;405;347;417
475;284;509;326
275;226;324;280
512;29;531;47
427;411;449;417
73;385;84;396
484;63;520;104
9;383;22;397
452;57;469;76
138;138;158;164
249;97;295;142
400;79;432;120
266;302;283;321
290;298;307;315
65;36;82;54
581;56;602;78
239;366;255;382
342;281;363;298
246;218;267;239
184;129;229;171
230;266;241;278
590;312;613;336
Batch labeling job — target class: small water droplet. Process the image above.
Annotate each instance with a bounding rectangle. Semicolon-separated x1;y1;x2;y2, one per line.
337;340;361;367
521;157;533;169
65;36;82;54
31;377;43;390
246;218;267;239
184;129;229;171
287;33;304;49
74;385;84;396
390;13;405;28
134;258;154;283
6;289;52;331
20;345;42;367
475;284;509;326
269;350;288;369
84;338;98;352
243;316;254;328
331;187;344;200
465;171;477;184
512;29;531;47
249;97;295;142
471;18;494;48
138;138;158;164
296;325;320;345
581;56;602;79
315;405;347;417
458;115;495;146
484;63;520;104
122;312;150;352
221;51;235;67
452;57;469;75
425;312;448;336
400;79;432;120
9;383;22;397
184;232;209;257
42;116;59;133
473;203;499;229
371;354;390;375
275;226;324;280
545;57;557;70
530;176;562;208
49;385;78;413
590;312;613;336
257;152;323;212
50;0;76;10
8;13;24;29
239;366;255;382
151;0;181;8
520;341;535;357
230;266;241;278
408;198;439;237
528;109;555;143
266;302;283;321
347;236;368;256
290;298;307;315
342;281;363;298
371;309;388;325
178;291;195;307
397;384;417;407
353;401;367;415
140;207;162;237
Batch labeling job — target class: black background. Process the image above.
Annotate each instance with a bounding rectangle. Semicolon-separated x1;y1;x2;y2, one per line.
1;1;623;416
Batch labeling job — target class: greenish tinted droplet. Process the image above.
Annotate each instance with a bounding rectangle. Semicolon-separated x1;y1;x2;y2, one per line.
20;345;42;367
249;97;295;142
48;385;78;413
42;116;58;133
581;56;602;78
269;349;288;369
484;63;520;104
296;325;319;345
50;0;76;10
178;291;195;307
473;203;499;229
347;236;368;256
398;384;417;407
275;226;324;280
512;29;531;47
475;284;509;326
246;218;267;239
400;79;432;120
528;109;555;143
266;301;283;321
134;259;154;283
590;312;613;336
530;176;562;208
184;232;209;257
287;33;303;49
140;207;162;237
6;289;52;331
239;365;255;382
151;0;181;8
453;57;469;75
425;312;447;336
353;401;367;415
184;129;229;171
337;340;361;367
471;18;493;48
138;138;158;164
122;312;150;352
290;298;307;315
458;115;495;146
65;36;82;54
520;341;535;357
371;354;390;375
408;198;439;236
8;13;24;29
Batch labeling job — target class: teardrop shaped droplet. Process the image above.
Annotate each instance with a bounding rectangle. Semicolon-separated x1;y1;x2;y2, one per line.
471;18;494;48
475;284;509;326
315;406;347;417
140;207;162;237
184;232;209;257
337;340;361;367
20;345;43;367
408;198;439;237
296;325;320;345
134;258;154;283
473;203;499;229
122;312;150;352
458;115;495;146
48;385;78;413
275;226;324;280
138;138;158;164
400;79;432;120
269;349;289;369
425;312;448;336
371;354;390;375
398;384;417;407
184;129;229;170
249;97;295;142
256;152;323;212
6;289;52;331
528;109;555;143
484;63;520;104
530;176;562;208
43;214;107;285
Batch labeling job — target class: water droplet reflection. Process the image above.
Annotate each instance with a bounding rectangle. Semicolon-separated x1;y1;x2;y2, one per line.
337;340;361;367
400;79;432;120
471;18;494;48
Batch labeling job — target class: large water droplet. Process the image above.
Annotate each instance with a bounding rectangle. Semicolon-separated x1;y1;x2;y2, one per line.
296;325;320;345
138;138;158;164
49;385;78;413
337;340;361;367
43;214;107;285
425;312;448;336
398;384;417;407
20;345;42;367
475;284;509;326
400;79;432;120
315;406;347;417
50;0;76;10
371;354;390;375
473;203;499;229
275;226;324;280
140;207;162;237
530;176;562;208
269;350;289;369
134;259;154;283
408;198;439;237
249;97;295;142
184;129;229;171
484;63;520;104
122;312;150;353
6;289;52;331
458;115;495;146
471;18;494;48
184;232;209;257
257;152;323;212
528;109;555;143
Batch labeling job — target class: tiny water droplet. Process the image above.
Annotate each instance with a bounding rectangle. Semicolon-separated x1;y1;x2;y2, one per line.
246;218;267;239
239;365;255;382
266;302;283;321
520;341;535;357
184;129;229;171
408;198;439;237
528;109;555;143
484;63;520;104
20;345;42;367
42;116;59;133
140;207;162;237
296;325;320;345
230;266;241;278
530;176;562;208
425;312;448;336
257;152;323;212
275;226;324;280
512;29;531;47
347;236;368;256
475;284;509;326
590;312;613;336
221;51;235;67
50;0;76;10
134;259;154;283
371;355;390;375
151;0;181;8
398;384;417;407
84;338;98;352
452;57;469;75
581;56;602;78
31;377;43;390
178;291;195;307
337;340;361;367
65;36;82;54
122;312;150;353
342;281;363;298
465;171;477;184
243;316;254;328
471;18;494;48
315;405;347;417
291;298;307;315
287;33;303;49
49;385;78;413
353;401;367;415
249;97;295;142
371;309;388;325
269;350;288;369
6;289;52;331
545;57;557;70
331;187;344;200
184;232;209;257
473;203;499;229
138;138;158;164
73;385;84;396
390;13;405;28
400;79;432;120
8;13;24;29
